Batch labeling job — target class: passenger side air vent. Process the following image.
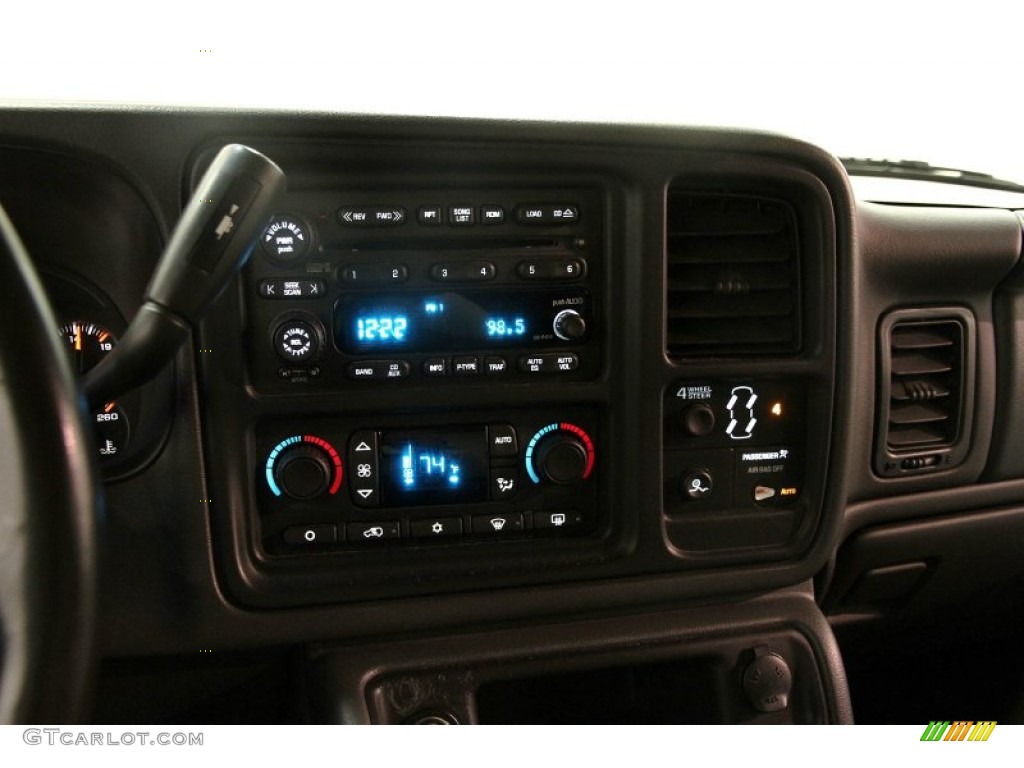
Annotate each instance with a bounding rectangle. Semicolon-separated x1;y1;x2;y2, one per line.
665;191;801;357
875;308;975;477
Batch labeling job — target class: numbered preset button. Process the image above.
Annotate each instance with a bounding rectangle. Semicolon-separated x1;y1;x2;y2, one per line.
429;261;496;282
340;263;409;285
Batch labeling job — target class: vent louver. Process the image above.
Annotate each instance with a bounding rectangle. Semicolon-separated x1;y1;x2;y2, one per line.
665;191;801;357
875;309;975;477
886;320;963;450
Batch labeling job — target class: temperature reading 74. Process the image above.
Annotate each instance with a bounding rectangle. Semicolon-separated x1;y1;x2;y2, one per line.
726;386;758;441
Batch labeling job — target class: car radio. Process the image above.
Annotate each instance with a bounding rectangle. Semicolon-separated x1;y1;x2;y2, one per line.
242;187;603;393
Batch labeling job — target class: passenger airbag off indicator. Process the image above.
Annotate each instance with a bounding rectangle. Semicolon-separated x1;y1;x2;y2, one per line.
737;446;802;507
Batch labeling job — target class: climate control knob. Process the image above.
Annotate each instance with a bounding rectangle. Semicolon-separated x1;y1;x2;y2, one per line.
274;445;333;499
525;422;595;485
552;309;587;341
534;434;588;484
265;435;343;499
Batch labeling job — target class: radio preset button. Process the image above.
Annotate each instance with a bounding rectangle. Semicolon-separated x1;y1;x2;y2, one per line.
423;358;448;376
480;205;505;225
452;356;480;375
473;512;524;534
345;360;411;380
259;279;326;299
338;206;406;227
484;356;508;374
447;205;475;225
348;521;399;541
418;205;443;226
515;203;580;225
430;261;496;282
410;517;464;538
518;259;585;281
340;263;408;285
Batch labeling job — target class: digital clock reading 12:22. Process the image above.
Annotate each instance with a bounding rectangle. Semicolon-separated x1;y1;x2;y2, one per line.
355;315;409;344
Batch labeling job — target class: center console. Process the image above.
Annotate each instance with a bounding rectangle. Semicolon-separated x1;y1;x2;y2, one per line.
243;187;605;555
193;132;846;629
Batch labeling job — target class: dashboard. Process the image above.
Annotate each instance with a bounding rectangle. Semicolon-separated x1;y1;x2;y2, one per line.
1;105;1023;725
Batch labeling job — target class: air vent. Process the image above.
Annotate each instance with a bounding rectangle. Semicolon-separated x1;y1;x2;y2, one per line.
665;191;801;357
876;309;975;477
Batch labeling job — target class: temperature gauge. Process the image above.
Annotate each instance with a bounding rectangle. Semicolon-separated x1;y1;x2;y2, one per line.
58;321;129;461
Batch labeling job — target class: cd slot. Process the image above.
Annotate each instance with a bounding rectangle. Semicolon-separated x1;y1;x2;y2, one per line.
325;237;564;252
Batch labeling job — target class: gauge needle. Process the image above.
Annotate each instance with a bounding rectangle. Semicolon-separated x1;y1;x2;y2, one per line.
74;323;84;373
103;402;116;414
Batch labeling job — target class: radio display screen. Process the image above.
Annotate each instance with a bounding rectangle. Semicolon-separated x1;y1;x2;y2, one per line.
378;427;488;506
333;290;588;354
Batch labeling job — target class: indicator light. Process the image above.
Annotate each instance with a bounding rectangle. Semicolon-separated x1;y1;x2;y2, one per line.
771;402;784;417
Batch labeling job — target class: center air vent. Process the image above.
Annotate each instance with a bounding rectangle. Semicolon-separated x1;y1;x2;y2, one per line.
875;308;975;477
665;191;801;357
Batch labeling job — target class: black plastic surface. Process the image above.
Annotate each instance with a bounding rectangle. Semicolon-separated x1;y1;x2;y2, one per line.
306;588;852;725
0;107;861;658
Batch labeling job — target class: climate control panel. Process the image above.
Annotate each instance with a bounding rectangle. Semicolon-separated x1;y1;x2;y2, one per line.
255;408;600;554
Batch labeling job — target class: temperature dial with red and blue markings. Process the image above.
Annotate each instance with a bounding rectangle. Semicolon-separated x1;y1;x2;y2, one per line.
265;435;343;500
525;422;595;485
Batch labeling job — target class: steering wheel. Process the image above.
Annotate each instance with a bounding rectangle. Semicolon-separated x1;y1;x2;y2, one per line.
0;205;98;723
